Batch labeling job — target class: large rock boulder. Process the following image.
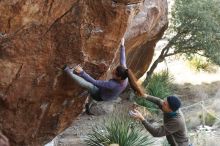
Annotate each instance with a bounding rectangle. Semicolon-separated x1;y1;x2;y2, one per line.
0;0;168;145
0;132;10;146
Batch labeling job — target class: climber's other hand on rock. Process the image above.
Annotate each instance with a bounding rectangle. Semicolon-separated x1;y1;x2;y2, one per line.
74;65;83;74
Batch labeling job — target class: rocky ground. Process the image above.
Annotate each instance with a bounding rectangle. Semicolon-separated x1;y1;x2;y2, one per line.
46;97;137;146
46;57;220;146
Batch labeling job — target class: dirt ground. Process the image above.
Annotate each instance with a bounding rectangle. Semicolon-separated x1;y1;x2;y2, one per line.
46;58;220;146
48;98;136;146
47;82;220;146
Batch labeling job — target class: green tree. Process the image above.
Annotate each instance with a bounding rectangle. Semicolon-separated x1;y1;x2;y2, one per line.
144;0;220;85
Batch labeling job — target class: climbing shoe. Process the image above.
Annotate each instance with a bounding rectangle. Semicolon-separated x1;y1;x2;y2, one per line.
85;103;94;115
62;64;68;70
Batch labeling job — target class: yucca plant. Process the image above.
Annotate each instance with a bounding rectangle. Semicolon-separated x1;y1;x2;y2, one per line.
146;71;173;98
85;113;154;146
187;56;216;72
136;70;173;113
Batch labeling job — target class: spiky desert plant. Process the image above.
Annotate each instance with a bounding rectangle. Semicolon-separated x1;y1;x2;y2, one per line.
85;113;154;146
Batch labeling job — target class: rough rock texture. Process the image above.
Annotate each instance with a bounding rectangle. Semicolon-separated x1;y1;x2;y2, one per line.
0;132;10;146
0;0;168;145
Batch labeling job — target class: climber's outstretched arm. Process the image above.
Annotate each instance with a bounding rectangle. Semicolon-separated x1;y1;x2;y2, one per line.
120;37;127;68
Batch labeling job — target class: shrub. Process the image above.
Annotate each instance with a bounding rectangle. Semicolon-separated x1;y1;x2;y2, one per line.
85;113;154;146
199;110;217;126
146;71;174;98
135;71;174;113
187;56;216;72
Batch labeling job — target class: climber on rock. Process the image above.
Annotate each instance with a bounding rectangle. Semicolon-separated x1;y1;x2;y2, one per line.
63;37;144;114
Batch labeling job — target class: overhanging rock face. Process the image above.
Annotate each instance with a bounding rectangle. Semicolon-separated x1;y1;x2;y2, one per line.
0;0;168;145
